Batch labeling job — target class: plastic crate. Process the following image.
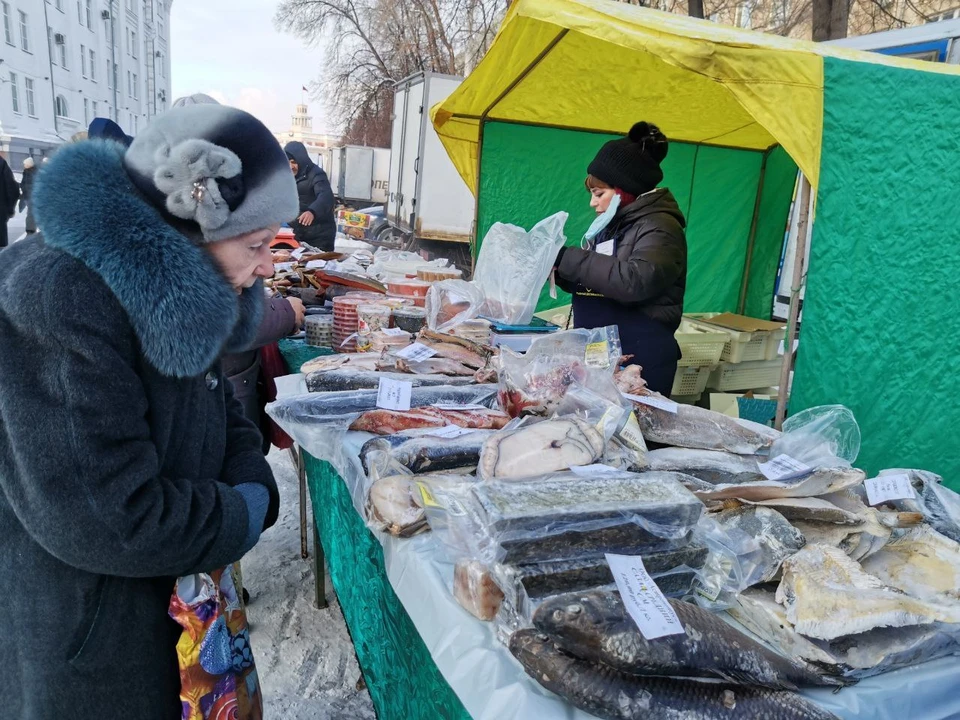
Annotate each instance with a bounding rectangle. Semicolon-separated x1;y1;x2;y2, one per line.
672;366;713;396
675;319;728;368
685;313;786;363
707;359;783;392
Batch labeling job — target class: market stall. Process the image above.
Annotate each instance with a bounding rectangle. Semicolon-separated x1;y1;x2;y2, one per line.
432;0;960;483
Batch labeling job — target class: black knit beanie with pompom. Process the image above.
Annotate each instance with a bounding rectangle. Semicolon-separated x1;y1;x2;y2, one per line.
587;121;669;196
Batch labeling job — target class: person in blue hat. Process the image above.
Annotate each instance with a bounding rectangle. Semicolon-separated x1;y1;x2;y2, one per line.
87;117;133;146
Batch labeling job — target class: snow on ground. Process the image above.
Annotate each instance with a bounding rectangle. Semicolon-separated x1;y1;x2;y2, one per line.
242;449;376;719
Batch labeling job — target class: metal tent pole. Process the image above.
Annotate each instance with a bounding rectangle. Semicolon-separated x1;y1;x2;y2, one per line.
774;174;812;430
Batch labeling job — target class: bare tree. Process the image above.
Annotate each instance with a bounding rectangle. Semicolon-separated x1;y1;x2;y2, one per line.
276;0;505;147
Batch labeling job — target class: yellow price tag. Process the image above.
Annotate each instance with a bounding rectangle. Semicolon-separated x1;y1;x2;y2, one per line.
617;411;647;452
585;341;610;368
417;481;440;508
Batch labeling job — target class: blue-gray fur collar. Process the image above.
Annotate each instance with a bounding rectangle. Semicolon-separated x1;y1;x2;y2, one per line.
31;140;263;378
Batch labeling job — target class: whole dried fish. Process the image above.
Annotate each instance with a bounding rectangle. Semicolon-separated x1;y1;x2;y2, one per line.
860;525;960;604
714;505;806;583
360;431;494;474
743;497;864;526
417;328;493;369
367;475;427;537
694;468;865;503
305;368;475;392
300;352;381;374
395;357;475;376
509;630;840;720
479;417;605;479
647;447;766;484
776;543;960;641
534;590;839;689
880;469;960;543
628;393;780;455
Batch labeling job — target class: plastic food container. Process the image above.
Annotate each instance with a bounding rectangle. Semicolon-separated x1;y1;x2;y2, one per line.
357;304;393;332
386;279;431;298
304;315;334;347
392;306;427;333
417;266;463;282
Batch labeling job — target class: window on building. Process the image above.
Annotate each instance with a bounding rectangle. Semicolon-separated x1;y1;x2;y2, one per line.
89;48;96;80
106;58;111;88
132;72;138;99
25;78;36;116
47;25;53;61
131;30;136;58
2;3;11;45
55;0;63;11
55;94;68;117
18;10;29;52
160;53;166;78
125;28;129;55
158;14;163;38
9;71;19;113
85;0;91;28
127;69;131;96
83;97;89;124
735;0;752;28
81;43;87;76
773;0;790;26
57;35;67;68
76;0;82;25
92;99;97;117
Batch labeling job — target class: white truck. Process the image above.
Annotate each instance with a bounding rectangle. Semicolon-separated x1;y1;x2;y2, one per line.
326;145;391;206
772;19;960;319
382;72;475;258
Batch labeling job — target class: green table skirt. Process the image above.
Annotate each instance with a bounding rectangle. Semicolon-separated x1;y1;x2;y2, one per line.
304;455;472;720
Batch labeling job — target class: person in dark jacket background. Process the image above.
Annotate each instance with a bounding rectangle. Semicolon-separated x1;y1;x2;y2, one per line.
284;140;336;251
0;152;19;248
88;116;134;146
19;157;36;234
555;121;687;397
0;103;298;720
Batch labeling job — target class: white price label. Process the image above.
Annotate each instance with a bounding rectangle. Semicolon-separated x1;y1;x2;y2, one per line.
431;403;488;411
596;239;615;256
570;464;621;476
623;393;679;414
758;454;812;482
865;473;916;506
380;327;410;337
305;259;327;270
273;262;295;273
606;553;685;639
425;425;475;439
395;342;438;363
376;377;412;411
291;247;306;260
616;412;647;452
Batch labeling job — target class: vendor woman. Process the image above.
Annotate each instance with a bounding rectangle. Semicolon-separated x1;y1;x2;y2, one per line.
554;121;687;397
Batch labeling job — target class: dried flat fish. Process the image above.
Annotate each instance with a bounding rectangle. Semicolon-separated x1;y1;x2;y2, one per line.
417;327;494;369
790;521;862;556
820;489;893;561
535;590;840;689
694;468;865;503
628;392;780;454
395;357;475;376
360;431;494;475
646;447;766;484
301;352;381;374
861;525;960;604
743;497;864;526
471;471;703;564
367;475;427;537
715;505;806;583
305;368;474;392
776;543;960;641
509;630;840;720
880;469;960;543
731;587;960;679
479;418;605;479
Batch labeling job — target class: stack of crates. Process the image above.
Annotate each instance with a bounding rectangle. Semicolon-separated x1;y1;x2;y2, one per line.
671;319;728;403
683;313;787;393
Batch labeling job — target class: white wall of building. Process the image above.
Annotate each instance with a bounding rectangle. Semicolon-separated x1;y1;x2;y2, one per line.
0;0;173;167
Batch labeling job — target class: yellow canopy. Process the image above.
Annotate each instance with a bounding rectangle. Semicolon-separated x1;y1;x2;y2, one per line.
433;0;960;193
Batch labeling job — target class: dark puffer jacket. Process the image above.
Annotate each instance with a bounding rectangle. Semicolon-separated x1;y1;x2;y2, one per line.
284;141;336;250
0;140;280;720
556;188;687;395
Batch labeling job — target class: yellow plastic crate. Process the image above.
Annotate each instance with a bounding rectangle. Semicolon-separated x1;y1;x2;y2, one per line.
685;313;786;363
675;319;728;368
672;366;713;396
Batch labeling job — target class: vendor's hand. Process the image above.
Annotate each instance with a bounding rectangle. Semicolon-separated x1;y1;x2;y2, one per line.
287;297;306;329
297;210;315;227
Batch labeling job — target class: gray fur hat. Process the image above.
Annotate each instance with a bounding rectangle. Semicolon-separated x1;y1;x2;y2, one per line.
123;104;297;244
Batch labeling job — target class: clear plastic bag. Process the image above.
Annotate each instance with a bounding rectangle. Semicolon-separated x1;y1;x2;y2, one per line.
555;383;631;444
472;212;568;324
477;415;607;480
425;279;485;332
689;514;766;611
772;404;861;466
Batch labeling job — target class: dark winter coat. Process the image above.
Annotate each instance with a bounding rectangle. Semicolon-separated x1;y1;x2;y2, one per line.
284;141;336;250
556;188;687;395
0;154;19;218
0;140;280;720
223;296;298;451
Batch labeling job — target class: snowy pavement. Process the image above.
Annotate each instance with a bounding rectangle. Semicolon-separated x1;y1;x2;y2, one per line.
242;449;376;719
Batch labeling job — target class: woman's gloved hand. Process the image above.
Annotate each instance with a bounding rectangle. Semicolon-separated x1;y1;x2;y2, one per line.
235;483;270;554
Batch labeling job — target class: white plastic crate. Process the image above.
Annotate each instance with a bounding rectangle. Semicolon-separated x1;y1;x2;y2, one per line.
672;366;712;397
707;359;783;392
685;313;786;363
675;319;728;368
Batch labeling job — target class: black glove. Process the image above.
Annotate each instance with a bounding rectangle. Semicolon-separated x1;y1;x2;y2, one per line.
554;246;567;270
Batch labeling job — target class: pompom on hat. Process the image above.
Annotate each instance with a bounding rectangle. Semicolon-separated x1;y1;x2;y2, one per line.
123;104;298;244
587;121;669;197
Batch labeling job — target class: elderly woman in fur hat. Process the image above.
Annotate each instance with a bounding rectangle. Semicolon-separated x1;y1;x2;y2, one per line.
0;105;298;719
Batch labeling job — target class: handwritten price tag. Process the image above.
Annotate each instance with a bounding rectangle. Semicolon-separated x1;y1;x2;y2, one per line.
395;342;438;362
606;553;685;639
865;473;916;506
380;327;410;337
376;377;412;411
758;454;812;482
623;392;679;414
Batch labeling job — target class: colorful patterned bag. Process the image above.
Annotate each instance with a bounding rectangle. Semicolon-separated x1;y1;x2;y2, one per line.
169;565;263;720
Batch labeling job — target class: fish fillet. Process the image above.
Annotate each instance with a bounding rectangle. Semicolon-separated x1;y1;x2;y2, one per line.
861;525;960;603
776;543;960;641
350;406;510;435
694;468;865;503
479;417;604;479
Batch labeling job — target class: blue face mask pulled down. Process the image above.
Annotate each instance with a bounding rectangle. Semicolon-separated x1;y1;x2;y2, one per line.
582;193;621;248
